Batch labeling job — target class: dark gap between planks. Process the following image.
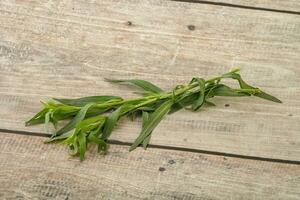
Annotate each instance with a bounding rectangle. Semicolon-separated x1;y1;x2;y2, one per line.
171;0;300;15
1;128;300;165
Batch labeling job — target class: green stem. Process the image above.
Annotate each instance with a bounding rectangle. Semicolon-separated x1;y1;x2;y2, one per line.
55;69;241;119
234;88;261;94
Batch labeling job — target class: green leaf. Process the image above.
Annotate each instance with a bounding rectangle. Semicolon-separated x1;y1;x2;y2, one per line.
26;103;80;126
141;111;149;127
70;115;107;160
191;78;206;111
223;73;282;103
130;100;173;151
50;111;58;128
87;124;102;141
102;104;135;139
138;106;156;112
44;110;51;128
106;79;164;94
169;103;184;114
143;134;151;149
207;84;249;98
55;103;94;136
101;107;121;140
94;138;108;153
25;108;49;126
87;123;109;153
45;129;75;143
48;105;79;120
169;93;198;114
54;96;123;107
89;134;108;154
78;131;87;161
254;92;282;103
141;111;151;149
76;115;106;134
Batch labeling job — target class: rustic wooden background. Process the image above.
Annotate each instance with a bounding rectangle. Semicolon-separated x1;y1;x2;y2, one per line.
0;0;299;199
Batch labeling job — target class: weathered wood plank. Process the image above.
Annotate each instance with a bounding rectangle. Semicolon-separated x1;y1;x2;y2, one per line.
0;0;300;160
0;132;300;200
192;0;300;13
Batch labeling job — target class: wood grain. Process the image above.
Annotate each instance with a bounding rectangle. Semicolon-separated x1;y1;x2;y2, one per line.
191;0;300;13
0;0;300;160
0;132;299;200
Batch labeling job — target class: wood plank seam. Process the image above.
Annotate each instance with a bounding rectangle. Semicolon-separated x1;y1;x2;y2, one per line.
1;128;300;165
171;0;300;15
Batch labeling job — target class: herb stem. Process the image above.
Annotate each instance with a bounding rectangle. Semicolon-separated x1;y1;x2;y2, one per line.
26;69;281;160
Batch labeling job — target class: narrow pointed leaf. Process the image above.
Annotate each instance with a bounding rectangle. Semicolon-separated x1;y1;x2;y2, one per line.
78;131;87;161
223;73;282;103
50;112;58;128
54;96;123;107
254;91;282;103
169;93;198;114
237;76;282;102
101;107;121;140
106;79;164;94
87;124;103;142
207;84;249;97
169;103;184;114
138;106;156;112
25;108;49;126
76;115;106;134
47;105;79;121
191;78;206;110
130;100;173;151
44;110;51;127
55;103;93;136
141;111;151;149
143;135;151;149
142;111;149;128
45;129;75;143
102;104;135;139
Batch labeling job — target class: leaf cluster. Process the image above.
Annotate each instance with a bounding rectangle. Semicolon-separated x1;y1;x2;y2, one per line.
26;69;281;160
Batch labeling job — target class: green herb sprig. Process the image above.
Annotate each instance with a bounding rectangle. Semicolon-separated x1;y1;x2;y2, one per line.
26;69;281;160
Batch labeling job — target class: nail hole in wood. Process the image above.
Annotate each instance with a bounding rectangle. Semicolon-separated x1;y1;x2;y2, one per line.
187;25;195;31
159;167;166;172
126;21;132;26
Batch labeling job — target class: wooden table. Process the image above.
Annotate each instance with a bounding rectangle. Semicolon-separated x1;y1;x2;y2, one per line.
1;0;300;199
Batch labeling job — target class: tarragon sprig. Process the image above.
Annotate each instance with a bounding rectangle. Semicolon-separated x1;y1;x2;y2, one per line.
25;69;281;160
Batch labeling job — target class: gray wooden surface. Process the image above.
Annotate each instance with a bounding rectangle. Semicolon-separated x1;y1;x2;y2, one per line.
1;132;300;200
0;0;300;199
